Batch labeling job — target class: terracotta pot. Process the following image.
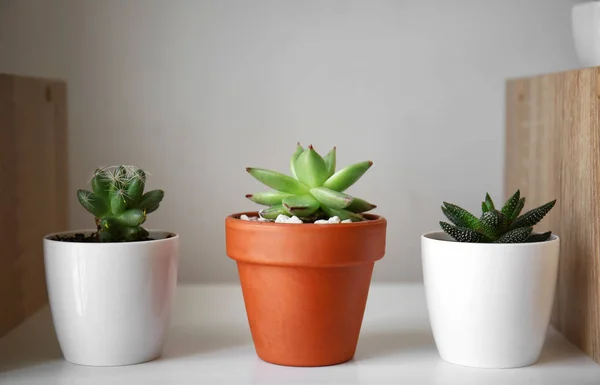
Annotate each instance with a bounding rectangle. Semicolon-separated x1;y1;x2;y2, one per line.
225;212;386;367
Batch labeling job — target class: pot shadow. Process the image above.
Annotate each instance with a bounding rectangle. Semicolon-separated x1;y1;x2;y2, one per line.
159;325;252;360
535;329;591;366
354;328;436;361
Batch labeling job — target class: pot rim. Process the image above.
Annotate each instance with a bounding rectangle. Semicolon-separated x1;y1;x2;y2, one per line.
226;211;386;227
43;229;179;245
422;230;559;246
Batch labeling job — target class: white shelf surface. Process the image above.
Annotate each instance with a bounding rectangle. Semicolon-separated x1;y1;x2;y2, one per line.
1;284;599;384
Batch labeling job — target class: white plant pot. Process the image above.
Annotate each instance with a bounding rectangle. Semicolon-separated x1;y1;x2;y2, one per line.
421;231;559;369
572;1;600;67
43;230;179;367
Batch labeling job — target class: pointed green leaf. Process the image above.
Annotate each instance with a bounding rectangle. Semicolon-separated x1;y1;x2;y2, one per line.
442;206;468;227
322;206;364;222
259;204;290;219
290;143;304;179
77;189;109;217
439;221;488;243
494;226;532;243
91;169;111;201
323;147;336;178
501;190;520;219
510;200;556;230
310;187;353;209
525;231;552;243
294;146;329;188
125;175;145;205
282;195;320;217
347;197;376;213
246;191;293;206
442;202;480;229
110;189;127;216
509;197;526;223
478;210;502;239
323;160;373;192
138;189;165;211
484;193;495;211
116;208;146;226
481;202;489;213
247;168;309;194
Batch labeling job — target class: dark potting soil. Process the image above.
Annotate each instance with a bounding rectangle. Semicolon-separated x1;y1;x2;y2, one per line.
51;233;173;243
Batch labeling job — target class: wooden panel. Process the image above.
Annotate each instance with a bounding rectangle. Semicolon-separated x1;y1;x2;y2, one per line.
505;68;600;363
0;74;68;337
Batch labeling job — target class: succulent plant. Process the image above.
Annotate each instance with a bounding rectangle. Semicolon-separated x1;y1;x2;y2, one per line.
439;190;556;243
245;144;376;222
77;165;164;242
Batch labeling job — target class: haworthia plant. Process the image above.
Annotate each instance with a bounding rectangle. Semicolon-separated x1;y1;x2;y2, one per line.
246;144;376;222
440;190;556;243
77;165;164;242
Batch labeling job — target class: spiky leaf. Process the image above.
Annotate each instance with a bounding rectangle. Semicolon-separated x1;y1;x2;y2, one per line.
294;146;329;188
509;197;526;223
77;190;109;217
501;189;520;219
322;206;364;222
290;143;304;179
310;187;353;209
126;176;144;205
484;193;495;211
440;221;488;243
247;168;309;194
282;195;320;217
525;231;553;243
478;210;502;239
346;197;376;213
246;191;293;206
323;147;336;177
91;169;111;201
481;202;489;213
494;226;532;243
510;200;556;230
323;160;372;192
442;202;480;229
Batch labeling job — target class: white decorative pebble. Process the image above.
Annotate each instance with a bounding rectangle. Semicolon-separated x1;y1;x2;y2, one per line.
257;217;268;222
288;216;303;224
240;214;250;221
328;216;341;224
342;219;352;223
275;214;290;223
314;219;329;224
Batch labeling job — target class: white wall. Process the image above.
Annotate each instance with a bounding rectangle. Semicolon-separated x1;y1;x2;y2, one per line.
0;0;580;283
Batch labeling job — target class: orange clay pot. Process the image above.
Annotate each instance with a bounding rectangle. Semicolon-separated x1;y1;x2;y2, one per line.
225;212;387;367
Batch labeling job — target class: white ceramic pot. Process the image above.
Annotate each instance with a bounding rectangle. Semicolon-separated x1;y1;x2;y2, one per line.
43;230;179;367
572;1;600;67
421;231;560;369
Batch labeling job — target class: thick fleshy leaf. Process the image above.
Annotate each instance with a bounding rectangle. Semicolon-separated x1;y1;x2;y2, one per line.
501;189;520;219
289;143;304;179
484;193;495;211
259;204;289;219
442;202;479;230
77;189;109;217
525;231;552;243
322;206;364;222
439;221;488;243
510;200;556;230
116;208;146;226
442;206;468;227
481;202;489;213
91;169;111;201
494;226;532;243
247;168;309;194
126;176;145;205
310;187;353;209
246;191;293;206
323;160;372;192
294;146;329;188
346;197;376;213
122;226;149;241
282;195;320;217
323;147;336;178
478;210;502;239
138;190;165;210
509;197;526;223
110;189;127;216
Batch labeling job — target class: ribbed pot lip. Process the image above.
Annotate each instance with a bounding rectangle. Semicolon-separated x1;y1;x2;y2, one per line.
422;231;559;247
43;229;179;246
226;211;386;227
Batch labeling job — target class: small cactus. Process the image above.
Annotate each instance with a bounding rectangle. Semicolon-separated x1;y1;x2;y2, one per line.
77;165;164;242
246;143;376;222
440;190;556;243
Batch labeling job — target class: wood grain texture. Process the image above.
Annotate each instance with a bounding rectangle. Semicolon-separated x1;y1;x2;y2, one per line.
505;67;600;363
0;74;68;338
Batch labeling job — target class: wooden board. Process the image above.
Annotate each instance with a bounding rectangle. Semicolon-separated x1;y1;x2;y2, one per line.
505;67;600;363
0;74;68;338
